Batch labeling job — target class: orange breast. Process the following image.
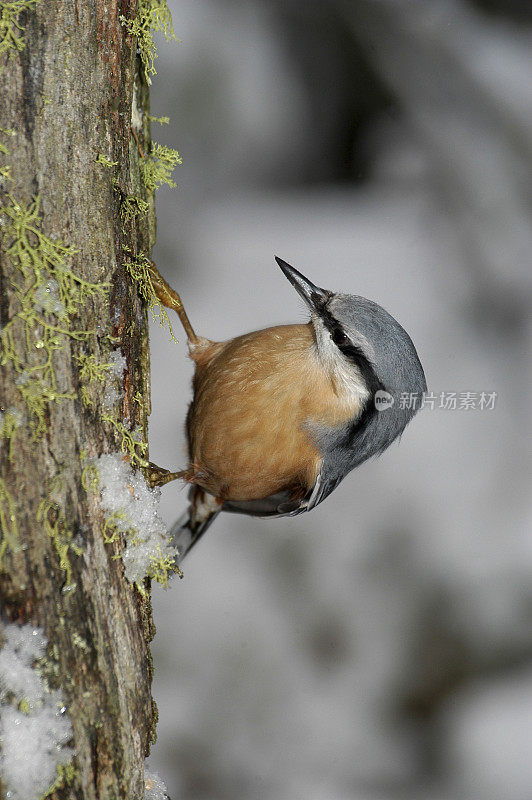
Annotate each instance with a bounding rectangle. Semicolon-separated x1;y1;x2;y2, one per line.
186;323;356;502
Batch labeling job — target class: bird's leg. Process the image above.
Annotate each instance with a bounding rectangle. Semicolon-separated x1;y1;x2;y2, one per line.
147;261;199;346
145;462;189;489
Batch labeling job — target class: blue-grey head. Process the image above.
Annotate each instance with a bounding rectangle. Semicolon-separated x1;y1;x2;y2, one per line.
276;256;427;501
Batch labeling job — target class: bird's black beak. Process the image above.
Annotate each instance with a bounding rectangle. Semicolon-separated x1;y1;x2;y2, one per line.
275;256;329;312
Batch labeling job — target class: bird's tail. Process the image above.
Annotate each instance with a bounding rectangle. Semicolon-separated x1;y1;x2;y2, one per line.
170;485;221;565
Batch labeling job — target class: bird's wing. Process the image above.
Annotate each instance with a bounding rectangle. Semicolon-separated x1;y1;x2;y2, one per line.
222;463;342;519
304;469;343;511
222;491;303;518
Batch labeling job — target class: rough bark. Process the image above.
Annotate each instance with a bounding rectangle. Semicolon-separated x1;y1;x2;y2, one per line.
0;1;158;797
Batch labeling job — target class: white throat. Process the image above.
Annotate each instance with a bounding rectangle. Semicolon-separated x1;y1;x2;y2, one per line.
311;316;370;410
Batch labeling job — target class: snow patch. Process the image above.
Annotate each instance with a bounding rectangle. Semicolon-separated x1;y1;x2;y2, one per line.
94;453;176;585
145;768;169;799
33;279;66;318
0;624;47;706
107;349;127;380
102;348;127;411
0;624;73;800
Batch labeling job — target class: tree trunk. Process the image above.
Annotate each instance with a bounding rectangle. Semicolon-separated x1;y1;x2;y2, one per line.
0;1;162;797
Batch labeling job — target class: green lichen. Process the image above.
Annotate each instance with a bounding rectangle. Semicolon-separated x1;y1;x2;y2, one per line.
79;385;93;408
0;406;24;461
140;141;181;193
74;352;111;384
76;352;146;458
102;510;129;544
40;761;77;800
150;545;182;585
0;164;13;184
34;640;65;687
0;125;15;154
95;153;118;168
72;631;89;651
101;415;149;468
0;195;109;436
75;352;112;409
0;477;19;567
37;474;83;590
120;194;149;220
80;461;100;493
148;114;169;125
125;250;177;341
18;696;30;713
16;374;75;434
0;0;39;69
119;0;176;84
106;334;122;346
0;127;15;185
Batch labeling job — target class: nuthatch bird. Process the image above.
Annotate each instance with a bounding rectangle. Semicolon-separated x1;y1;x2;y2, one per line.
147;258;426;563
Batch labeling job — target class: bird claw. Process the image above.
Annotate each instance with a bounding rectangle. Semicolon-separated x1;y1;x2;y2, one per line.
146;261;177;309
146;262;199;345
145;462;186;489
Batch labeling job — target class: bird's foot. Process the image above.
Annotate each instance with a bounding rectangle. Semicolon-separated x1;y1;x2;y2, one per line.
145;462;188;489
147;261;180;310
147;261;199;345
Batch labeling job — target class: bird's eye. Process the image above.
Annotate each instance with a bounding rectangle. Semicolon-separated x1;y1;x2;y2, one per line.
331;328;349;347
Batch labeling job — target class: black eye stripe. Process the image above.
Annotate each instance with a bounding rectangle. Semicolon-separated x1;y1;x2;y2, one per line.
313;299;337;332
336;343;383;394
318;306;384;395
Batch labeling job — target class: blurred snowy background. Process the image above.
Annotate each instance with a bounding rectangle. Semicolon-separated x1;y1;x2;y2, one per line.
145;1;532;798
